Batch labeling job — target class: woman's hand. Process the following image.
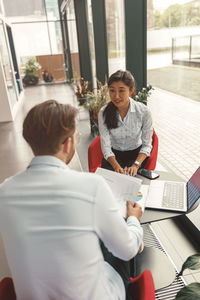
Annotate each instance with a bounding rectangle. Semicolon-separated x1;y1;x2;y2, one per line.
107;156;125;174
124;165;138;176
114;164;125;174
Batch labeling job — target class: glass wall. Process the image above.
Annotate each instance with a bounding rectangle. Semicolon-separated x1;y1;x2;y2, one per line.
0;19;18;108
147;0;200;102
147;0;200;231
65;0;80;79
0;0;4;15
105;0;125;75
87;0;96;87
3;0;66;84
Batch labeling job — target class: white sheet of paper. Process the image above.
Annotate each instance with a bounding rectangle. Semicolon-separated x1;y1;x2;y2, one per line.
136;185;149;212
95;168;142;217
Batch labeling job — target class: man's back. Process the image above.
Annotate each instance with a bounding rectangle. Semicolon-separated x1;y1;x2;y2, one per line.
0;155;131;300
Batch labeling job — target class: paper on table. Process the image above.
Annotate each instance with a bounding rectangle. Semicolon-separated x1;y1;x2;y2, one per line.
95;168;142;218
136;185;149;212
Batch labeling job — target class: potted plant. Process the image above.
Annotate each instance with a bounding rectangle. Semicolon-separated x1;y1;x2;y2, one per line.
72;76;92;106
135;85;153;105
175;253;200;299
84;80;110;135
22;57;41;86
42;69;53;83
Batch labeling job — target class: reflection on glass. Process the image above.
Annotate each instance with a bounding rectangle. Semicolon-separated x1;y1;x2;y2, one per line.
12;21;66;83
147;0;200;101
0;20;18;108
48;21;63;54
13;23;51;57
105;0;125;75
45;0;60;20
87;0;96;88
3;0;45;18
66;1;80;78
3;0;66;84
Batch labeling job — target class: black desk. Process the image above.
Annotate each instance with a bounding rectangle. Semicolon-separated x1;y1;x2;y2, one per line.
134;170;200;290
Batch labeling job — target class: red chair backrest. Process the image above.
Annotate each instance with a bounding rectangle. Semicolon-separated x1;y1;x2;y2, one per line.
144;130;158;171
88;130;159;173
129;270;155;300
88;135;103;172
0;277;16;300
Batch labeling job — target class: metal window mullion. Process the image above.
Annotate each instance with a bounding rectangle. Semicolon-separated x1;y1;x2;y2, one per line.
91;0;108;84
74;0;93;87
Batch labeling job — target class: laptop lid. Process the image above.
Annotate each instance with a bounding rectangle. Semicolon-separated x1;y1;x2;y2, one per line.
187;166;200;210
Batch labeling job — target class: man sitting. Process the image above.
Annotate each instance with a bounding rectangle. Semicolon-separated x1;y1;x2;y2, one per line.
0;100;143;300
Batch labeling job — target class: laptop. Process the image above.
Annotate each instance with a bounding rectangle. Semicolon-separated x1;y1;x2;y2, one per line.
144;166;200;212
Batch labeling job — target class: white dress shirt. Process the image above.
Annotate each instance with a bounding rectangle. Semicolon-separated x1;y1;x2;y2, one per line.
0;156;143;300
98;98;153;160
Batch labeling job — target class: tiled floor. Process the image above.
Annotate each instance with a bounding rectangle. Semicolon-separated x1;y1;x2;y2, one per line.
148;88;200;181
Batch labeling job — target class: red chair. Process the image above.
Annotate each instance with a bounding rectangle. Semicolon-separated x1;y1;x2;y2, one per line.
0;277;16;300
129;270;155;300
88;130;158;173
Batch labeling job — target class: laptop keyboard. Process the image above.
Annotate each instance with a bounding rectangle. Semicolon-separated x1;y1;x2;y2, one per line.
162;182;185;209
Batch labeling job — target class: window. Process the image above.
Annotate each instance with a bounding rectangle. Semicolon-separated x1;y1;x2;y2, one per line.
147;0;200;231
105;0;125;75
3;0;66;83
147;0;200;101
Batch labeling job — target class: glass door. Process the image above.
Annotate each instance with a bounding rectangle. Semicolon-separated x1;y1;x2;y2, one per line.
0;20;18;109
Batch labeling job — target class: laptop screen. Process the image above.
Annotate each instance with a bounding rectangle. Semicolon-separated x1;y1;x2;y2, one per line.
187;166;200;209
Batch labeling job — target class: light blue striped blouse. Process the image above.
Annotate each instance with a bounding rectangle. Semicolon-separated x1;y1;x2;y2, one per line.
98;98;153;160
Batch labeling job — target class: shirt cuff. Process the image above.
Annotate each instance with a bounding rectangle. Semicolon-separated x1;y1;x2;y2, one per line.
127;216;141;226
104;150;115;160
139;145;152;157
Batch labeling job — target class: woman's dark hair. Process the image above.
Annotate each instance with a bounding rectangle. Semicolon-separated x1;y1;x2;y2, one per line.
103;70;136;129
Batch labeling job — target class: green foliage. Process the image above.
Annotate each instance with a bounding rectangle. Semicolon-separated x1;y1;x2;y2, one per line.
183;4;200;26
177;253;200;277
153;3;200;28
161;4;182;28
175;283;200;299
154;10;162;29
175;253;200;299
134;85;153;105
72;76;91;98
84;81;153;112
22;57;41;85
84;80;110;112
23;57;41;77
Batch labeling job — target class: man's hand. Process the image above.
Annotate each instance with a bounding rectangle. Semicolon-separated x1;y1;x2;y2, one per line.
126;201;142;220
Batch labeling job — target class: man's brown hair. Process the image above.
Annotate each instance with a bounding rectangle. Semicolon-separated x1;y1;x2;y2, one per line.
23;100;78;155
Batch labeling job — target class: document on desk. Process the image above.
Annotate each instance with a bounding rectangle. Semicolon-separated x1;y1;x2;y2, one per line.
95;168;142;218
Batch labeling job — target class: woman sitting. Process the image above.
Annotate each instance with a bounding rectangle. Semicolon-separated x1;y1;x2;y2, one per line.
98;70;153;176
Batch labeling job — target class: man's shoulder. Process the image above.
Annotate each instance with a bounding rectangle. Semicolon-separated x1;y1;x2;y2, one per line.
0;170;25;188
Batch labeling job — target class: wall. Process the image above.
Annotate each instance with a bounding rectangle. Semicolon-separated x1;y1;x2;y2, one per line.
36;54;66;82
148;26;200;50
